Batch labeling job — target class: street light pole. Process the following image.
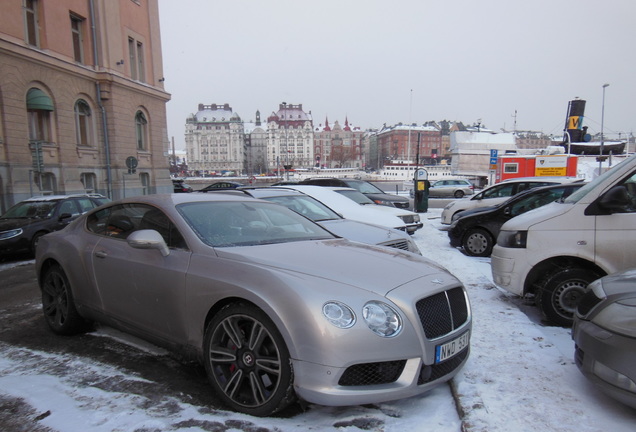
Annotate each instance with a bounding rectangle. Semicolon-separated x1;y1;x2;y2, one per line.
282;102;289;180
599;83;609;174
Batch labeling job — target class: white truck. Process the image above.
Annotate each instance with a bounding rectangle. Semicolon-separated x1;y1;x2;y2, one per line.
491;154;636;326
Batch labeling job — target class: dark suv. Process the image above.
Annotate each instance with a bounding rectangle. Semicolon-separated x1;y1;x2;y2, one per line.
0;194;110;256
172;179;193;193
299;178;410;209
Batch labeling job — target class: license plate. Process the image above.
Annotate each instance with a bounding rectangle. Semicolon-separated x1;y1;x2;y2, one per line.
435;331;470;363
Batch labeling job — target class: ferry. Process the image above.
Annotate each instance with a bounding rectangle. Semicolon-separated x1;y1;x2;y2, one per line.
371;160;459;182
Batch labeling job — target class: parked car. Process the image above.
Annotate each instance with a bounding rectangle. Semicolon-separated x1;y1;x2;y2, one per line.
172;179;193;193
572;269;636;409
0;194;110;257
441;176;583;224
197;181;244;192
299;178;410;209
448;183;585;257
492;154;636;326
35;193;471;416
235;187;420;254
428;179;474;198
280;185;422;234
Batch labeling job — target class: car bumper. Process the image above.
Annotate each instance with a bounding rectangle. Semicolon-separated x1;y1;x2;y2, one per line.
490;246;530;296
292;346;469;406
447;224;462;247
405;222;423;234
572;319;636;409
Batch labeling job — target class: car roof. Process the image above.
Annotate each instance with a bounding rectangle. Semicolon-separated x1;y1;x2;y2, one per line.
23;193;107;202
499;176;583;184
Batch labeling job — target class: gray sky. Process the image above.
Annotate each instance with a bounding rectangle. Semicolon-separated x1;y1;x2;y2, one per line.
158;0;636;149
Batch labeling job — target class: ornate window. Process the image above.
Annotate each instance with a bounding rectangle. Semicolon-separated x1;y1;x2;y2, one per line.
135;111;148;150
74;99;93;146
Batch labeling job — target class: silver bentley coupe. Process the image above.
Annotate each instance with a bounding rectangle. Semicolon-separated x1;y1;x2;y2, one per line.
36;193;471;416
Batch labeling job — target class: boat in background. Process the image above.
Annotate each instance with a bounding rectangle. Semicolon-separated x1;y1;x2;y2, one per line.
559;98;626;156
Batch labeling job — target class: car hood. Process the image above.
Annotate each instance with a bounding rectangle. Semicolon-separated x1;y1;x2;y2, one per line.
0;218;44;230
455;204;499;219
214;239;449;296
598;268;636;296
318;219;407;244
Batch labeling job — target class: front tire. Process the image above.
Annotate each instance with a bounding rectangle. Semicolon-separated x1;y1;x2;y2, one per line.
462;228;493;257
203;303;295;416
538;268;601;327
41;264;88;335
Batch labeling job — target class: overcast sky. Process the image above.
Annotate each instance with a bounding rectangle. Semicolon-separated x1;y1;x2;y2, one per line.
158;0;635;149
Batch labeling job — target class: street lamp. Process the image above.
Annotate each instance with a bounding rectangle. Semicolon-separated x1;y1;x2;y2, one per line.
282;102;290;180
599;83;609;174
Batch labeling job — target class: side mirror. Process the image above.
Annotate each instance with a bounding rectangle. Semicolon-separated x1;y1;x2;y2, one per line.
58;213;73;221
598;185;630;212
127;229;170;257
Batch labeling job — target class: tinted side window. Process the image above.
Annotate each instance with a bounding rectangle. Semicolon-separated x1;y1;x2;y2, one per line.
87;204;187;247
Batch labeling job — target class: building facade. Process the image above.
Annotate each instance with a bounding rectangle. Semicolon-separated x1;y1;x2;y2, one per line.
266;103;314;171
184;103;245;175
376;124;442;166
0;0;171;211
313;117;364;169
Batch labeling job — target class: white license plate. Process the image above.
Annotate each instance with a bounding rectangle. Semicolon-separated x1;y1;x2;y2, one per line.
435;331;470;363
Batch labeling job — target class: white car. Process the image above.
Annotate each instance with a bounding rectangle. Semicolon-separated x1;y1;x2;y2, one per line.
235;187;421;254
440;176;584;225
275;185;423;234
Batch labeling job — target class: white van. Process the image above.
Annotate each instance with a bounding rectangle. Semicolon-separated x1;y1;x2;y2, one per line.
491;155;636;326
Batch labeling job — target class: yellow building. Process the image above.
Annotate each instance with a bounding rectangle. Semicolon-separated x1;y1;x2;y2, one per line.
0;0;171;211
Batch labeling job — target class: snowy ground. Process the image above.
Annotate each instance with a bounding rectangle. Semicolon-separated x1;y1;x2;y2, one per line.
1;209;635;432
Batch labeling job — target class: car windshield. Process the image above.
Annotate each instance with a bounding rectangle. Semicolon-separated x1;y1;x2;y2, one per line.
177;201;334;247
1;201;57;219
335;189;375;204
262;195;341;222
346;181;383;194
564;168;630;204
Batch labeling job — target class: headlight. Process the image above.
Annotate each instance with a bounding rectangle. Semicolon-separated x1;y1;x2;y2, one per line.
587;278;607;300
497;230;527;248
323;301;356;329
363;301;402;337
413;214;420;223
373;199;392;206
592;300;636;337
444;202;455;210
0;228;23;241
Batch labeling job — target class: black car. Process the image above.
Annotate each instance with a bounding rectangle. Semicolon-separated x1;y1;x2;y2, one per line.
299;178;410;209
172;179;193;193
197;181;245;192
0;194;110;256
448;183;585;257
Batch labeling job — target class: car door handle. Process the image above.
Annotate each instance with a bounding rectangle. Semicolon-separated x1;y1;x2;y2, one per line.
94;250;108;259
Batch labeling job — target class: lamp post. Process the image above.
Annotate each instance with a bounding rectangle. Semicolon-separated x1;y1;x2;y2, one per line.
282;102;289;180
599;83;609;174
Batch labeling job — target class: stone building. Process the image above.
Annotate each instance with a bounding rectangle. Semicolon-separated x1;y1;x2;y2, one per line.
0;0;171;210
376;124;442;166
266;103;314;171
313;117;364;169
244;110;269;175
184;104;245;175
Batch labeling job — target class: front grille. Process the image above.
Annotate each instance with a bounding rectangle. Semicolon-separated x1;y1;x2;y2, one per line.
416;287;469;339
380;239;410;251
339;360;406;386
395;202;409;209
577;290;603;317
418;348;469;384
400;215;415;224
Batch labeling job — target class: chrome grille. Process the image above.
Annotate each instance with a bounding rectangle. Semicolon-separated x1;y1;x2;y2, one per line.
379;239;410;251
416;287;469;339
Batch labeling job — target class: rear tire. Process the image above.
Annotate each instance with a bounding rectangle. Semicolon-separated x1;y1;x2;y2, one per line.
41;264;89;335
454;190;465;198
538;268;601;327
462;228;494;257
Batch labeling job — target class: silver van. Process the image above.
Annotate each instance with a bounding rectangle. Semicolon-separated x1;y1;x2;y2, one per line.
491;155;636;326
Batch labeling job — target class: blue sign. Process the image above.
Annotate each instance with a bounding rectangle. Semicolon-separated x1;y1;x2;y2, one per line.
490;149;498;158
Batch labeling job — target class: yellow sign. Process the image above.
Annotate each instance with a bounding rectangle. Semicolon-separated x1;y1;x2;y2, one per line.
568;116;583;130
535;156;567;176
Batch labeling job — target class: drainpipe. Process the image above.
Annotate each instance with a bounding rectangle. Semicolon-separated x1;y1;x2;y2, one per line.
89;0;113;199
